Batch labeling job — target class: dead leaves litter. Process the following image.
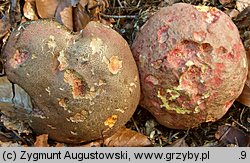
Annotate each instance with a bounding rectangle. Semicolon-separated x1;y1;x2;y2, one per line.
215;125;250;147
23;0;109;31
104;127;152;147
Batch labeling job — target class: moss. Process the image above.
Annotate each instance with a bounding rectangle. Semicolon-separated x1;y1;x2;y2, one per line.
166;88;180;101
157;91;191;114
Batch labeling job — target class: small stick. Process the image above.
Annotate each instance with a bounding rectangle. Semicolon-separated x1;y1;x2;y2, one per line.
131;117;140;133
117;0;124;8
232;118;249;132
100;13;137;19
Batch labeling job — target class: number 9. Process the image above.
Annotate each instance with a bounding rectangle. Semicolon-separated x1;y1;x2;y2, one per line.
241;151;246;159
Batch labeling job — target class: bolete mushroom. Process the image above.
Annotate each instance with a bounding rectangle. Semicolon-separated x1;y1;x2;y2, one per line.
132;3;248;129
1;19;140;143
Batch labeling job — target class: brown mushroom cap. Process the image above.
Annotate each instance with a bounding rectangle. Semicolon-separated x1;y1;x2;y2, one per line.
2;19;140;143
132;3;248;129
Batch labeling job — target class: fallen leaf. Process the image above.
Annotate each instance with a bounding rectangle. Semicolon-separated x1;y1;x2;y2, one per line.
60;6;73;30
0;76;13;107
79;0;89;7
55;0;72;30
88;0;109;21
219;0;233;5
225;9;239;18
104;127;152;147
237;85;250;107
34;134;49;147
215;125;250;147
0;15;10;38
236;0;250;12
23;0;38;20
35;0;59;18
0;77;31;135
71;0;88;7
89;0;108;13
235;6;250;29
55;142;67;147
73;2;91;31
81;141;102;147
237;50;250;106
0;76;33;122
9;0;22;26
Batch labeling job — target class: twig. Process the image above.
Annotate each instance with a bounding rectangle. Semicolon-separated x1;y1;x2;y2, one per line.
131;117;140;133
0;131;12;138
117;0;124;8
100;13;137;19
239;106;246;124
232;118;249;132
12;130;30;145
0;60;4;76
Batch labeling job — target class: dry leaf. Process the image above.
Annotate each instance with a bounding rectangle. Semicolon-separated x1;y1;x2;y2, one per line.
0;76;33;119
71;0;88;7
34;134;49;147
55;0;72;30
87;0;109;23
0;76;32;135
237;50;250;106
225;9;239;18
219;0;233;5
88;0;101;20
235;6;250;29
73;2;91;31
88;0;108;13
236;0;250;12
60;6;73;30
0;15;10;38
9;0;22;26
81;141;102;147
0;76;13;107
23;0;38;20
215;125;250;147
237;85;250;106
55;143;67;147
104;127;152;147
79;0;89;7
35;0;59;18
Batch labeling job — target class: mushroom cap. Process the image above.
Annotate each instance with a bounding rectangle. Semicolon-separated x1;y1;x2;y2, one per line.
132;3;247;129
2;19;140;143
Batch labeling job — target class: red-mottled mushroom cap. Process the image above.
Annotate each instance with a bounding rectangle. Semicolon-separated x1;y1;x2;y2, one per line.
132;3;247;129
